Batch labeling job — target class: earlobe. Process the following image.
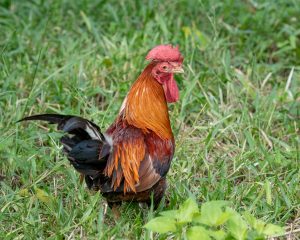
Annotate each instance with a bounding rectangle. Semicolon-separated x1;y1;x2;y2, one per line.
152;68;161;83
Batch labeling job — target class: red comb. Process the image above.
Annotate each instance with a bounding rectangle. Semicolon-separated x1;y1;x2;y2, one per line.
146;44;183;62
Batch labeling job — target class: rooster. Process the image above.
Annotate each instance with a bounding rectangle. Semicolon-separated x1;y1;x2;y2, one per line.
19;45;184;209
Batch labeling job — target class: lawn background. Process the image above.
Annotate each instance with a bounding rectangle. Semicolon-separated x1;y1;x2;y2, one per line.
0;0;299;239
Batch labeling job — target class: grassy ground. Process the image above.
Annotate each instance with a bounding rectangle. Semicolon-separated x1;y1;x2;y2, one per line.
0;0;299;239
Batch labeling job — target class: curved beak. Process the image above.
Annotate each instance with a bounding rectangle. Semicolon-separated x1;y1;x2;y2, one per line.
171;66;184;73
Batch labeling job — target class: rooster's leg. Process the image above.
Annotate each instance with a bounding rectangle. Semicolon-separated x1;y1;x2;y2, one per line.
108;202;121;220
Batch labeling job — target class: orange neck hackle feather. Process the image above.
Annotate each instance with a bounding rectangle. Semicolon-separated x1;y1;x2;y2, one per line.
123;62;173;140
105;62;174;193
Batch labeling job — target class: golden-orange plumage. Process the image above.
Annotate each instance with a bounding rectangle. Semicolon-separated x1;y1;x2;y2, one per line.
104;136;145;192
125;62;173;140
104;62;175;193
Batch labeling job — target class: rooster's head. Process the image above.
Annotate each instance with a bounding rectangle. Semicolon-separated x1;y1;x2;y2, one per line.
146;45;184;103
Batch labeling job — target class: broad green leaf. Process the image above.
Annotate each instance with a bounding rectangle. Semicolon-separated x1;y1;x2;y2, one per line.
226;207;248;240
197;201;229;226
246;230;264;240
186;226;211;240
207;230;226;240
192;212;201;222
243;212;265;234
216;211;231;225
253;219;265;234
144;216;177;234
263;223;284;236
159;210;179;218
177;198;199;223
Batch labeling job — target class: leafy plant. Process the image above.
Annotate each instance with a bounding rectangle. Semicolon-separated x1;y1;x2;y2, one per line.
144;198;284;240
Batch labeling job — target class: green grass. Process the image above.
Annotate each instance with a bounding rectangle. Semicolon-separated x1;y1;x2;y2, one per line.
0;0;299;239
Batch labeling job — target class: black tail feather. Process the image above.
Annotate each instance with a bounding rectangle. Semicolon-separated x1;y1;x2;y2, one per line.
18;114;104;140
18;114;73;128
19;113;110;178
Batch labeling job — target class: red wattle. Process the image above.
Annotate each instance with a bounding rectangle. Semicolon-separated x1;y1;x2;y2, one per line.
163;75;179;103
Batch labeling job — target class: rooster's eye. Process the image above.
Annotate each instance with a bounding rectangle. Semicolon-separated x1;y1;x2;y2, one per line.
162;66;167;70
